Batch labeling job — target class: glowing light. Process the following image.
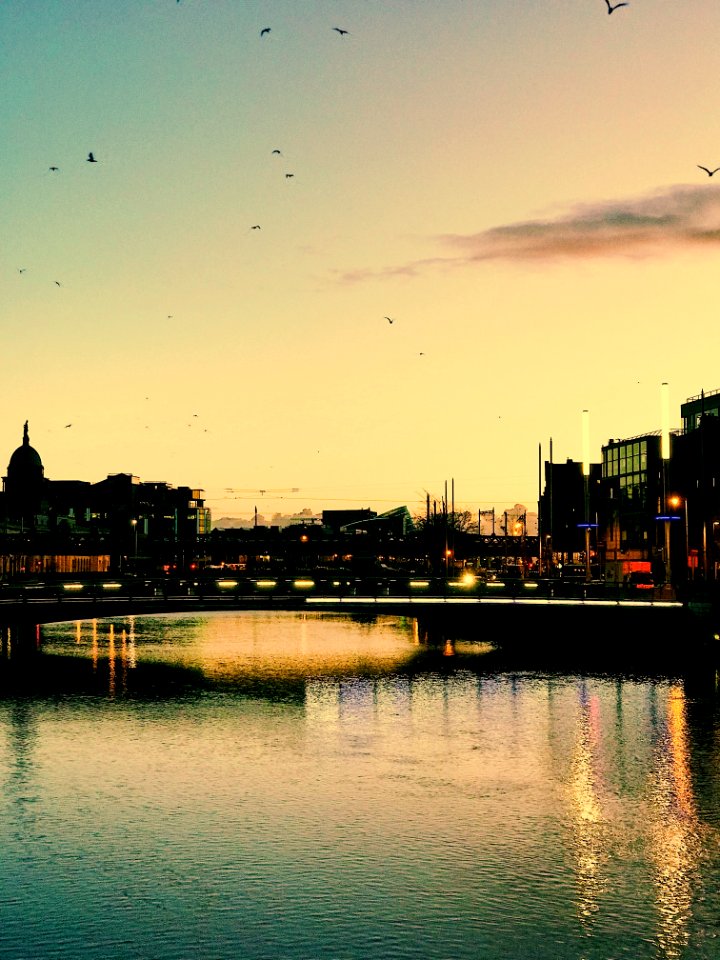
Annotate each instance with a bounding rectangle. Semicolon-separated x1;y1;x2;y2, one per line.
215;579;239;589
102;582;122;591
255;579;277;588
450;573;476;588
63;583;83;591
293;579;315;589
661;381;670;461
582;409;590;477
409;580;430;588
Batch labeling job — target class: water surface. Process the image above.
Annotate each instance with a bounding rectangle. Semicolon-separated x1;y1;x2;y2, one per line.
1;611;719;959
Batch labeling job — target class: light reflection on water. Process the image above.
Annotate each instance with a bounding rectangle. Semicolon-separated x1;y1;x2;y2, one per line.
0;611;719;960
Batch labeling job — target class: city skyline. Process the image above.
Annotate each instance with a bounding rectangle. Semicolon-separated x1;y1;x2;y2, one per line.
4;0;720;521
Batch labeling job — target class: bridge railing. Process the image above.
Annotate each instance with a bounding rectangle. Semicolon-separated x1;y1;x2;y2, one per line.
0;574;674;605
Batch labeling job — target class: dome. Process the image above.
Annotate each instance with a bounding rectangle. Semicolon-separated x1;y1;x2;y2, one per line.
7;421;44;481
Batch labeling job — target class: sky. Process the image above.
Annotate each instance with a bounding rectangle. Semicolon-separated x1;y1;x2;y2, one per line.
3;0;720;523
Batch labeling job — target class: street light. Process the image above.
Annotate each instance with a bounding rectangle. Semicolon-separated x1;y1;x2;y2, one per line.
668;494;689;581
660;382;672;587
582;410;591;582
130;519;138;573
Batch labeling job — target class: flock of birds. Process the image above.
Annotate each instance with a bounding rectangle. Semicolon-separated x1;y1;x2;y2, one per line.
12;0;720;434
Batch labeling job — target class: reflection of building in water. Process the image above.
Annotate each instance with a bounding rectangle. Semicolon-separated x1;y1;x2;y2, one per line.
559;678;708;957
647;684;701;960
567;684;608;926
71;619;137;698
0;700;41;836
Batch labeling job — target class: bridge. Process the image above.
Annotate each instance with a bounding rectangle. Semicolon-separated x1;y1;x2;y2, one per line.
0;573;707;627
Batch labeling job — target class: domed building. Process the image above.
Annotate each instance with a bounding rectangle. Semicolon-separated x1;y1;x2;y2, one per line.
1;420;208;577
3;421;47;525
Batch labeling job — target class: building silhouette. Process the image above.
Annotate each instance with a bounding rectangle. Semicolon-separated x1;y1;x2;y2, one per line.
0;422;210;576
541;386;720;584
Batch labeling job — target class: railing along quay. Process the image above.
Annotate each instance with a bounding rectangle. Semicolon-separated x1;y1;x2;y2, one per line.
0;574;711;627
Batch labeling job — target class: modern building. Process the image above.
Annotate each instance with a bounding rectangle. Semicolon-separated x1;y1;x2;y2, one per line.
539;458;602;575
599;432;672;584
542;387;720;586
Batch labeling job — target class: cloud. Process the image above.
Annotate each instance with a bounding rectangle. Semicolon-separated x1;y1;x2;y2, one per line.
341;185;720;280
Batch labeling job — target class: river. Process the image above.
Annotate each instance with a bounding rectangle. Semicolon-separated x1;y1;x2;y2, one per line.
1;610;719;959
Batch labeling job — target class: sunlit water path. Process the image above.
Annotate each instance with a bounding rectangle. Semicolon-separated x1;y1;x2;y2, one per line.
1;611;719;960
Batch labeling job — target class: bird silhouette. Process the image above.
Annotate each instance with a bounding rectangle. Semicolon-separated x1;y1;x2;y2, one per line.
54;280;62;286
64;423;72;428
333;27;349;35
604;0;628;12
285;173;294;178
86;152;97;162
18;268;26;274
49;166;59;172
271;149;282;155
385;316;394;324
260;27;271;37
698;165;720;177
251;224;261;230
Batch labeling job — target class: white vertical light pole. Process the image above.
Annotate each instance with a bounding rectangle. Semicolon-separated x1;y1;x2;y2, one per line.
582;410;591;582
661;382;671;586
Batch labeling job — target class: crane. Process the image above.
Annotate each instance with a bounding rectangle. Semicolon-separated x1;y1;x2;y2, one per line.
224;487;300;496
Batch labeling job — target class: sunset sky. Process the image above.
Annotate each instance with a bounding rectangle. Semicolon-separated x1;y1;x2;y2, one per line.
3;0;720;522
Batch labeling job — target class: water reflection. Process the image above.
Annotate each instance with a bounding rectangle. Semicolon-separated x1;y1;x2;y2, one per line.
567;684;609;927
0;612;718;960
647;685;702;959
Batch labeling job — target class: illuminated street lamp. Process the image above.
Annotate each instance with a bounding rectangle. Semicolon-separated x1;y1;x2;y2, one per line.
667;494;689;581
130;518;138;572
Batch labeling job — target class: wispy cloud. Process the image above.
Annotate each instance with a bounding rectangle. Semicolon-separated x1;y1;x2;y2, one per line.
341;185;720;281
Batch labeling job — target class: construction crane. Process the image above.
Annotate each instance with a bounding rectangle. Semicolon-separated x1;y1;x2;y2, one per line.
225;487;300;496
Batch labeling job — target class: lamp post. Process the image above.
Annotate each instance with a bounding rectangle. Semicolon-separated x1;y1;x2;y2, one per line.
582;410;591;582
661;382;672;587
668;494;688;582
130;518;138;574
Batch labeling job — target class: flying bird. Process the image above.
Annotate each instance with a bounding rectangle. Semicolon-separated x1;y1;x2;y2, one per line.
49;166;59;172
86;152;97;162
54;280;62;286
698;165;720;177
604;0;628;12
285;173;294;178
18;268;26;274
385;317;394;324
64;423;72;428
332;27;349;35
260;27;271;37
251;224;261;230
271;149;282;155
